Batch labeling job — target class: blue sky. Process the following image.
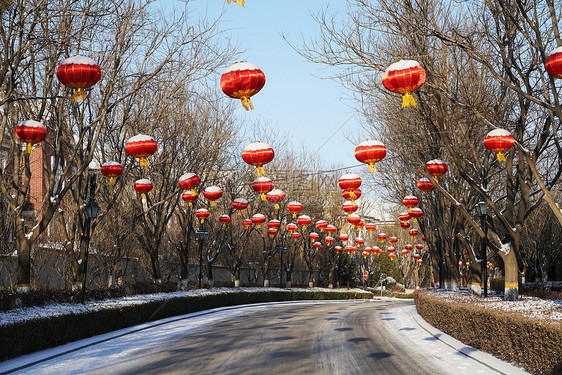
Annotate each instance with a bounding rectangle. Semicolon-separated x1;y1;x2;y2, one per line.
166;0;364;168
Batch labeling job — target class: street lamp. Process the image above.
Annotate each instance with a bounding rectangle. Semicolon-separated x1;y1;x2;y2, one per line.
434;227;443;289
80;174;99;304
196;227;209;289
476;201;488;297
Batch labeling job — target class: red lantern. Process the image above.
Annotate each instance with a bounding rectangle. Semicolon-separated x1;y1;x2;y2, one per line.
325;236;334;245
414;253;421;260
342;188;362;201
417;258;423;264
309;232;320;241
545;46;562;78
400;221;411;231
266;189;285;209
297;215;311;230
405;244;414;251
286;223;298;233
378;233;387;243
356;220;365;230
220;61;265;110
365;246;372;253
339;173;362;199
459;261;464;268
373;246;382;255
232;198;249;215
252;176;274;201
125;134;158;168
243;219;253;229
342;200;358;214
291;232;301;241
354;237;364;247
362;250;369;258
409;229;419;239
422;236;427;242
15;120;47;154
242;141;274;176
365;223;377;233
345;246;354;253
182;191;198;207
218;214;231;227
315;220;328;232
426;159;448;182
387;246;396;253
382;60;426;107
251;213;266;228
389;237;398;244
196;208;210;224
268;219;281;229
417;177;435;195
346;214;361;227
100;161;123;185
410;208;423;223
388;253;396;260
416;244;424;251
134;178;153;200
484;129;515;162
402;195;419;212
401;249;409;257
287;201;303;218
334;245;342;252
268;228;278;237
56;55;101;102
325;225;337;234
399;212;411;222
179;173;200;194
339;233;349;242
354;140;387;173
203;186;223;206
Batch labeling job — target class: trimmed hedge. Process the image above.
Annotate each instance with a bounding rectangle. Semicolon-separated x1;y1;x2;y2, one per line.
0;289;372;361
414;290;562;375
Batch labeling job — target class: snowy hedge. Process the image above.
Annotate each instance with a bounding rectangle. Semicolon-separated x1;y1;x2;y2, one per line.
0;288;372;360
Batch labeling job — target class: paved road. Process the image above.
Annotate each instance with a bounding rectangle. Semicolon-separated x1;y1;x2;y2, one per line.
94;300;445;375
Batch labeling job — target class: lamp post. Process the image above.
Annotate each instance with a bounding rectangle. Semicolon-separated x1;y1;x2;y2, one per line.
476;201;488;297
196;226;209;289
434;227;443;288
80;174;99;304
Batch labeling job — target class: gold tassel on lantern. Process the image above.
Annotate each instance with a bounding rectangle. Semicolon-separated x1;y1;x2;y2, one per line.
497;152;506;162
241;96;254;110
140;158;149;168
109;177;116;185
261;194;266;201
274;204;280;209
72;88;87;103
402;93;417;107
237;210;242;216
256;166;266;176
26;143;33;154
368;164;377;173
211;201;217;207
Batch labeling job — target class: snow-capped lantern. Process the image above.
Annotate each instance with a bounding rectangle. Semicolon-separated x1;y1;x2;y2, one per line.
291;232;301;241
220;61;266;110
354;237;364;247
402;195;419;213
325;236;334;246
378;233;387;243
195;208;210;224
400;221;411;231
134;178;153;201
342;200;358;214
100;161;123;185
334;245;342;253
125;134;158;168
422;236;427;242
365;246;372;253
252;176;274;201
56;55;101;102
266;189;285;209
313;241;322;250
413;253;421;260
365;223;377;233
399;212;411;222
15;120;47;154
388;253;396;260
243;218;253;229
242;141;274;176
417;177;435;195
405;244;414;252
232;198;249;215
297;215;311;230
325;225;337;235
339;233;349;242
309;232;320;242
458;261;464;268
354;140;387;173
356;220;365;230
387;246;396;253
426;159;448;182
415;244;424;251
218;214;231;227
410;207;423;223
179;173;200;194
545;47;562;78
409;229;419;239
203;186;223;206
417;258;423;264
346;213;361;228
342;188;362;201
345;246;354;253
286;223;298;233
268;228;278;237
315;220;328;232
373;246;382;255
338;173;362;200
251;213;266;228
182;191;198;207
483;129;515;162
401;249;409;257
268;219;281;229
382;60;426;107
362;250;369;259
389;236;398;244
287;201;303;218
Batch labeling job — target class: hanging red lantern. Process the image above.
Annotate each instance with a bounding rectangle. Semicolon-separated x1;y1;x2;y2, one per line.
414;253;421;260
416;244;424;251
291;232;301;241
268;219;281;229
484;129;515;162
388;253;396;260
346;213;361;228
218;214;231;227
325;236;334;245
286;223;298;233
459;261;464;268
100;161;123;185
422;236;427;242
373;246;382;255
334;245;342;252
382;60;426;107
389;237;398;244
426;159;448;182
378;233;387;243
345;246;354;253
545;46;562;78
309;232;320;242
286;201;303;218
125;134;158;168
356;220;365;230
405;244;414;252
134;178;153;200
399;212;411;222
232;198;249;215
401;249;409;257
268;228;278;237
365;246;372;253
203;186;223;206
410;207;423;223
354;140;387;173
252;176;274;201
417;177;435;195
182;191;198;207
402;195;419;212
220;61;265;110
342;188;362;201
338;173;362;199
242;141;274;176
354;237;364;247
297;215;311;230
56;55;101;102
325;225;337;235
339;233;349;242
266;189;285;209
251;213;266;228
315;220;328;232
179;173;200;194
409;229;419;239
195;208;210;224
387;246;396;253
362;250;369;259
365;223;377;233
417;258;423;264
400;221;411;231
15;120;47;154
342;200;358;214
243;218;253;229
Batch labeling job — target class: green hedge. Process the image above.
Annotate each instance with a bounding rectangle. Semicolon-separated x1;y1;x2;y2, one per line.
0;289;372;361
414;291;562;375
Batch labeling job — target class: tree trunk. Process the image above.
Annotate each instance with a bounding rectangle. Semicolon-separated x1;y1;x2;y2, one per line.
234;262;241;287
470;260;482;296
150;252;162;283
205;260;214;287
501;247;519;300
308;270;314;288
16;235;31;292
